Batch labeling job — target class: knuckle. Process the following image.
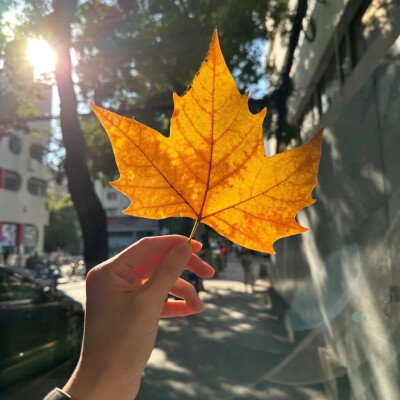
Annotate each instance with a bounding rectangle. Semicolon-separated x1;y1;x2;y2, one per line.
138;237;152;252
85;267;99;287
182;281;196;298
85;264;111;291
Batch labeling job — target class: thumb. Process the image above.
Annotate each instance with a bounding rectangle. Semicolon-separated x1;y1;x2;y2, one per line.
145;242;192;300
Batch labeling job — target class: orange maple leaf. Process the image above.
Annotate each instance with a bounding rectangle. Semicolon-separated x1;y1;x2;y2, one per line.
91;31;322;253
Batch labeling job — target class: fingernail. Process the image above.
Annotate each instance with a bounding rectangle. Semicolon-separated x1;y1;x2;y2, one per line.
196;300;204;312
190;240;202;251
174;242;191;257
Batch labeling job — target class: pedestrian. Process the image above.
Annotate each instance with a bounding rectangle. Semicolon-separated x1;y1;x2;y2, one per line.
26;251;39;273
3;248;9;265
43;235;214;400
259;254;271;279
240;249;255;293
201;231;218;275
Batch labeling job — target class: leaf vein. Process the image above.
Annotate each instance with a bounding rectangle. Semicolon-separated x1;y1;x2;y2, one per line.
97;108;198;217
233;206;298;229
197;47;217;219
173;150;207;185
211;214;256;240
202;158;310;219
209;140;258;190
174;117;209;163
212;118;259;169
181;105;211;145
214;104;244;144
132;201;186;212
117;183;175;190
190;88;213;116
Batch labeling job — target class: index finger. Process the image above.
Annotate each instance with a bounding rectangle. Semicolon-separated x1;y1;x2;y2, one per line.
134;253;215;281
116;235;202;270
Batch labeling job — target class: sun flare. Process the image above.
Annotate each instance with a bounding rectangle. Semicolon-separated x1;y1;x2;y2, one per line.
26;38;56;80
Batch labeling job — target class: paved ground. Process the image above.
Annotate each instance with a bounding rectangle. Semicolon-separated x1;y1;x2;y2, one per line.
60;278;86;307
2;256;328;400
137;255;327;400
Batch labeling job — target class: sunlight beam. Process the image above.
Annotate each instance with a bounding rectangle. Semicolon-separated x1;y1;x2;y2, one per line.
26;38;56;81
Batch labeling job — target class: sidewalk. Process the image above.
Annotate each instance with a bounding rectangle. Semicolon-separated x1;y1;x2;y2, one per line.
2;256;329;400
138;255;328;400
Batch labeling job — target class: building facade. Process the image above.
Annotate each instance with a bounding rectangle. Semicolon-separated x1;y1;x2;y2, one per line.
94;181;160;255
0;127;50;264
267;0;400;397
0;39;52;264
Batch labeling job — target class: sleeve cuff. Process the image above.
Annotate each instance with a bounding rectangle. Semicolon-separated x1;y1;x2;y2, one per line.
44;388;73;400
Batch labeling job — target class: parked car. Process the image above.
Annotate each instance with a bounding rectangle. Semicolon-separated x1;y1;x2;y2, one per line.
0;265;84;390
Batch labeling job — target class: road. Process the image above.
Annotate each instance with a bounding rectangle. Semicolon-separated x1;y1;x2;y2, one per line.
60;279;86;307
3;256;328;400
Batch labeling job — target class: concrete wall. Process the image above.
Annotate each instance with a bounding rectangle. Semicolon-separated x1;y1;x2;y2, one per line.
266;1;400;397
94;180;130;217
287;0;400;122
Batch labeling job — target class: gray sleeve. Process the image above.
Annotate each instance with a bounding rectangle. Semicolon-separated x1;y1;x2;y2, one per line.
43;388;72;400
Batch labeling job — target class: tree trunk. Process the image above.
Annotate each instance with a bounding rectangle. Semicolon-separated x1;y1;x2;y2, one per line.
250;0;308;152
46;0;109;270
274;0;308;151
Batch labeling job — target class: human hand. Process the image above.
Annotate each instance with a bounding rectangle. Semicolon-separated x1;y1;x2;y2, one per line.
63;235;214;400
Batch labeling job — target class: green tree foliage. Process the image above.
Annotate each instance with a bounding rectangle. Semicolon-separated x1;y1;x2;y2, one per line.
0;35;51;130
2;0;296;261
3;0;289;180
44;192;81;252
75;0;286;130
0;0;53;126
71;0;287;180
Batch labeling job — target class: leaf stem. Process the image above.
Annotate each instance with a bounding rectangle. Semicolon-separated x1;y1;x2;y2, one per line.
188;220;200;242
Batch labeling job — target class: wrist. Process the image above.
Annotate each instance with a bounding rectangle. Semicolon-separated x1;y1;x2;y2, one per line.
63;358;142;400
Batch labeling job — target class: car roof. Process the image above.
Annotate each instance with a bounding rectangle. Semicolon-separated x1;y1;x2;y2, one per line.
0;265;42;284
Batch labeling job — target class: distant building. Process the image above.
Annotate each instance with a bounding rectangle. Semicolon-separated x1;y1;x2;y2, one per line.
94;181;160;254
266;0;400;395
0;119;51;262
0;44;52;263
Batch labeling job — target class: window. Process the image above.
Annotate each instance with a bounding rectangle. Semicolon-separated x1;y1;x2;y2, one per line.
106;191;117;201
1;223;17;246
350;9;365;67
4;170;21;191
106;208;119;216
9;135;22;155
339;35;351;85
137;231;153;240
29;143;46;163
109;232;133;253
302;100;314;131
24;225;38;254
301;93;320;134
318;54;340;115
27;177;47;197
350;0;373;67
